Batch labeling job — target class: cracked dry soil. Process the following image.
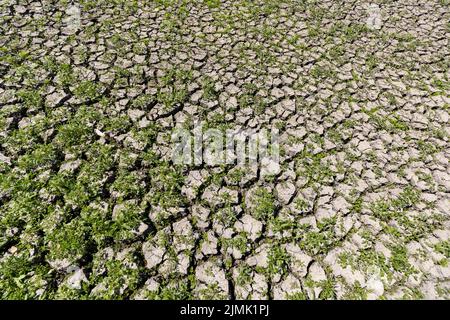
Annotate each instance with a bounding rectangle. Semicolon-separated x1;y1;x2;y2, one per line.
0;0;449;300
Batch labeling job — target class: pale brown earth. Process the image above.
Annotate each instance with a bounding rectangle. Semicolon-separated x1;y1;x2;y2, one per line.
0;0;449;299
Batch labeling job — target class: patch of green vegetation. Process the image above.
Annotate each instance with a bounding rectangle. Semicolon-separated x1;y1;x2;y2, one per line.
251;188;276;220
235;264;253;286
201;76;218;100
145;279;191;300
343;281;368;300
299;225;336;256
90;259;142;299
221;233;249;256
318;278;337;300
157;67;193;110
111;201;147;241
195;283;228;300
434;241;450;258
74;81;103;100
286;291;307;300
0;253;53;299
45;217;92;264
17;89;44;109
401;287;425;300
267;245;290;276
147;163;185;208
370;187;420;222
203;0;221;9
389;245;415;275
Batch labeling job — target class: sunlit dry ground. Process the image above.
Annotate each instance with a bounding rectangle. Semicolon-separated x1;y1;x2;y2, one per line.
0;0;449;299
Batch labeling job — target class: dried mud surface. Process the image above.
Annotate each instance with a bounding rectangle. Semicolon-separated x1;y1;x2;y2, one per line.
0;0;449;299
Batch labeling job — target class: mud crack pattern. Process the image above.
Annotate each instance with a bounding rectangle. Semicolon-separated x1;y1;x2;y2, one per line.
0;0;449;299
